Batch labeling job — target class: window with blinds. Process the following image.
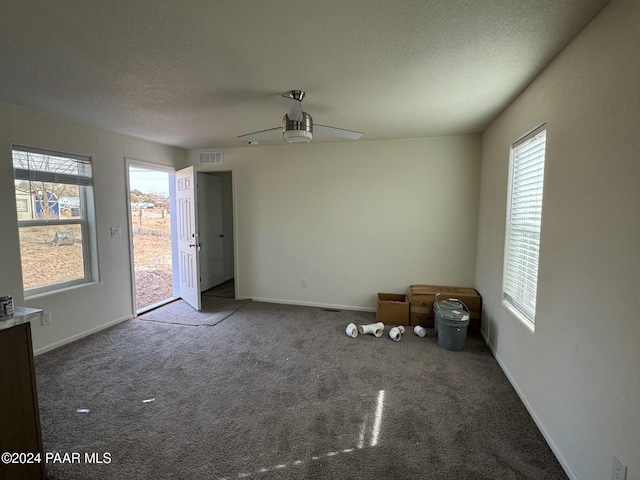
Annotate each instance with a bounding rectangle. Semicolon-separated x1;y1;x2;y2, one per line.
12;145;97;294
503;125;547;325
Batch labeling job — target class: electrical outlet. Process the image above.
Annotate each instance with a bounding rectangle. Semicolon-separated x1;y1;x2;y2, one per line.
613;453;627;480
301;278;308;288
41;311;52;325
110;226;122;237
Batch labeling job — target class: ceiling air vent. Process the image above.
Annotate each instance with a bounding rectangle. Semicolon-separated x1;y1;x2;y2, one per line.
198;151;223;165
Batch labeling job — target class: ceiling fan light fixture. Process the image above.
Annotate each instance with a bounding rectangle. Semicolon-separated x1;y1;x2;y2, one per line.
238;91;362;144
282;112;313;143
283;129;312;143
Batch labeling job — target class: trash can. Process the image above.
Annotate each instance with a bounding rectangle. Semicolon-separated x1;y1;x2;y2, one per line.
437;307;470;352
434;299;464;335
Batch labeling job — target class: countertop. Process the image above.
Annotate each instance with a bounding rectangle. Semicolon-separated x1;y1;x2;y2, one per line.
0;307;43;331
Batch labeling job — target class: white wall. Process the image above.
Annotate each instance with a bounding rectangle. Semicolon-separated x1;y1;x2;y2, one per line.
475;0;640;478
0;101;186;353
189;135;481;310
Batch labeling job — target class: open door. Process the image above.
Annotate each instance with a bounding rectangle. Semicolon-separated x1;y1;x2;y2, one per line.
175;166;201;310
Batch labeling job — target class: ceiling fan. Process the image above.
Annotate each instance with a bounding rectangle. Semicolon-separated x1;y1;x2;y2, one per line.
237;90;363;144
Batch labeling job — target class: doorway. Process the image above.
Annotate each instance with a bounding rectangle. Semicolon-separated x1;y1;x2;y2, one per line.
172;167;236;311
127;163;176;313
198;171;235;299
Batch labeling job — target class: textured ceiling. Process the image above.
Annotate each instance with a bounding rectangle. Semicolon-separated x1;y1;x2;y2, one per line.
0;0;610;149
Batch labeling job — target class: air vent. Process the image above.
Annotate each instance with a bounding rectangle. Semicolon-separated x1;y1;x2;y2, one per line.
198;151;223;165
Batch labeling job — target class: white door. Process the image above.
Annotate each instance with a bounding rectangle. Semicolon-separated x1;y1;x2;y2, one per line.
175;166;201;310
198;174;225;291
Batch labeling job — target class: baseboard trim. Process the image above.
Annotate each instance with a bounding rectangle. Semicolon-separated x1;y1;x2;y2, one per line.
238;296;376;313
34;314;133;356
480;329;577;480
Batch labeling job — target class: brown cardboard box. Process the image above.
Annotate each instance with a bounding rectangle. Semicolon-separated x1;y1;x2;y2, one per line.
376;293;410;326
410;304;434;328
408;285;482;331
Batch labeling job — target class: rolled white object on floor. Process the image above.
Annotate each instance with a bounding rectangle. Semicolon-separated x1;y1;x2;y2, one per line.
413;325;427;337
389;327;402;341
358;322;385;337
345;323;358;338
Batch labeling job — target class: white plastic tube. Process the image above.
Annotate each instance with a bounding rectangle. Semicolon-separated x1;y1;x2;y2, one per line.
358;322;385;337
413;325;427;337
345;323;358;338
389;327;402;341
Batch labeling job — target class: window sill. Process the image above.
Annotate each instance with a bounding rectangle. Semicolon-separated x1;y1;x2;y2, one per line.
502;300;535;333
24;281;99;301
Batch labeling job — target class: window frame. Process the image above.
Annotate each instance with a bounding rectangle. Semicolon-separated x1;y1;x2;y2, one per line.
12;145;98;297
502;124;547;329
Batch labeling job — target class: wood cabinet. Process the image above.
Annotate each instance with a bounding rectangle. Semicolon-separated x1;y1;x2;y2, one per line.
0;310;45;480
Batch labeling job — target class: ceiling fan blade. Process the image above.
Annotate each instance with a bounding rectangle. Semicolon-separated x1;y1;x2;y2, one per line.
281;95;304;122
314;124;363;140
236;127;282;138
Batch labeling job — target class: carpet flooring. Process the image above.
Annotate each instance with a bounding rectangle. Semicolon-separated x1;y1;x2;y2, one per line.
202;279;236;299
34;301;568;480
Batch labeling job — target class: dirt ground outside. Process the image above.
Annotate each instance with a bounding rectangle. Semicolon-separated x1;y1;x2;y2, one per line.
19;224;85;289
19;209;173;310
131;209;173;310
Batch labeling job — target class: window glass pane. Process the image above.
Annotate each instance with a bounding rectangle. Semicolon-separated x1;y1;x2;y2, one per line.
14;180;82;221
18;224;85;290
13;146;95;293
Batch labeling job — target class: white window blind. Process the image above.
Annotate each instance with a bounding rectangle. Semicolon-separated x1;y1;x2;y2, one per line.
503;125;546;324
13;146;92;187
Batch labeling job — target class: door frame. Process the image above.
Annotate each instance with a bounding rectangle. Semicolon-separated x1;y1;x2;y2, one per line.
124;158;179;317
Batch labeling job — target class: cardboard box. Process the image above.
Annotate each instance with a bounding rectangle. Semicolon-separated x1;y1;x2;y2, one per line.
408;285;482;331
376;293;409;326
410;304;434;328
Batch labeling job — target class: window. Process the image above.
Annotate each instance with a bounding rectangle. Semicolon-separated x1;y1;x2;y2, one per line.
503;125;547;326
16;199;28;212
13;146;97;295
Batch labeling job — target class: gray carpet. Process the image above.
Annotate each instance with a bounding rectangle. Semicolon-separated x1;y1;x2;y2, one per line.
34;301;567;480
203;278;236;299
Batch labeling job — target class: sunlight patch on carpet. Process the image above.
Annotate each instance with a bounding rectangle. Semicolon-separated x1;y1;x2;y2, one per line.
218;390;386;480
